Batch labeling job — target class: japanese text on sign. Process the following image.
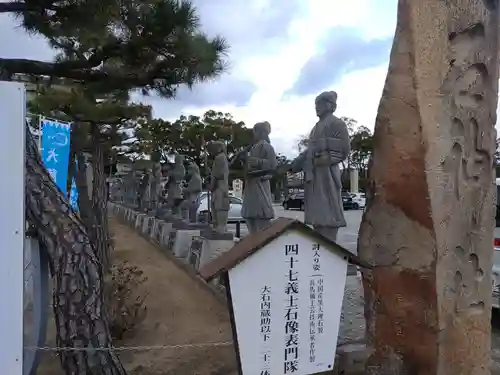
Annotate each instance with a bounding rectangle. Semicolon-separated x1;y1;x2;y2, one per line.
260;286;272;375
284;244;299;374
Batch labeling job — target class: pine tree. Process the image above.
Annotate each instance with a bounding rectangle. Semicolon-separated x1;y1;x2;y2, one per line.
4;1;229;374
30;86;151;271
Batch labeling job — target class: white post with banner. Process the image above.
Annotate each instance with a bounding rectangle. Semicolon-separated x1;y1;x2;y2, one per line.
0;81;25;375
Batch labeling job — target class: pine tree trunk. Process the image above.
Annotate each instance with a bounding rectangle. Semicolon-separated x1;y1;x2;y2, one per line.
74;151;93;229
70;123;94;233
24;123;126;375
91;124;111;272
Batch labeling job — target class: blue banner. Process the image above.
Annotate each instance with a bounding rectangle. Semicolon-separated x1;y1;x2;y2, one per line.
69;178;79;211
40;118;72;194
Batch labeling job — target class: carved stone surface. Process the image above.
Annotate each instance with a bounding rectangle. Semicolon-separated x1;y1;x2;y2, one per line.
241;121;278;234
290;91;350;242
358;2;498;374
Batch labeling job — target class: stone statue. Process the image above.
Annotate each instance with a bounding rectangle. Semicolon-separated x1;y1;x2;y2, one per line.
180;162;202;223
207;141;230;233
165;154;185;218
149;161;163;211
241;121;278;234
290;91;350;241
137;170;150;211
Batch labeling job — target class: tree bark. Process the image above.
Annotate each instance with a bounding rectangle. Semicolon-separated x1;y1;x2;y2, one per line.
25;123;126;375
74;151;94;226
91;124;111;272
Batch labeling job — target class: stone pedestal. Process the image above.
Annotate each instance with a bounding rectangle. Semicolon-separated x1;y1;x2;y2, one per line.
173;229;200;258
142;215;154;235
135;214;146;231
159;221;173;249
129;211;137;226
171;222;209;259
332;343;368;375
197;230;235;269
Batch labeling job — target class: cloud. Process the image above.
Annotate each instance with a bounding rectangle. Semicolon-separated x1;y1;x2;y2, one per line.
136;75;257;117
286;27;393;97
194;0;304;58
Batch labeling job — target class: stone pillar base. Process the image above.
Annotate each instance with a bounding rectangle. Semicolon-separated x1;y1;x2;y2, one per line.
197;230;234;269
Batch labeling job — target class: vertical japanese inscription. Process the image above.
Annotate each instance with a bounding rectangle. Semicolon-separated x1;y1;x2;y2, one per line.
284;244;299;374
309;243;325;364
260;286;272;375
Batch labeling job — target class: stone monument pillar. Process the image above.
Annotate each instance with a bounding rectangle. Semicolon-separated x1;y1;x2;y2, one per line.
350;168;359;193
358;1;498;374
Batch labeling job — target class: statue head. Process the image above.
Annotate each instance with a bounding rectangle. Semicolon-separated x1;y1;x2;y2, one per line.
187;162;200;177
253;121;271;143
207;141;226;156
315;91;337;118
174;154;184;165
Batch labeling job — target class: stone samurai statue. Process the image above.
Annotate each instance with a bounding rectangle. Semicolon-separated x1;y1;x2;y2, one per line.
166;154;185;218
207;141;230;233
290;91;350;242
180;162;202;223
241;121;278;234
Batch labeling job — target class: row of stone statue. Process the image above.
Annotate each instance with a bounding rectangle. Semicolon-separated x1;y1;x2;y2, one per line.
112;91;351;241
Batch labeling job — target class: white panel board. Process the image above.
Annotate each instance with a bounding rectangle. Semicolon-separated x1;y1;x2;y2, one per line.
0;81;25;375
228;230;348;375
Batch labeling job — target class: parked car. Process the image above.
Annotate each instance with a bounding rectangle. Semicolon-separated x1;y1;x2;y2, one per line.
197;192;244;223
283;192;305;210
350;193;366;209
342;191;357;210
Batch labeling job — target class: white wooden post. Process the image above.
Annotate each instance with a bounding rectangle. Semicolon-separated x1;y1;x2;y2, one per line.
0;81;25;374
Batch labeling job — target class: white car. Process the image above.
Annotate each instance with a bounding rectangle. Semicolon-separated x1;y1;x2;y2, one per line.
350;193;366;209
197;192;244;223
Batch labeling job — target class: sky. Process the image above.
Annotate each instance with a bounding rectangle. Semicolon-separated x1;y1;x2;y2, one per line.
1;0;398;157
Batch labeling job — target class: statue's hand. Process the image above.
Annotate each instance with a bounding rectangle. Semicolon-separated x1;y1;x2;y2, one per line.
247;157;260;168
314;153;331;167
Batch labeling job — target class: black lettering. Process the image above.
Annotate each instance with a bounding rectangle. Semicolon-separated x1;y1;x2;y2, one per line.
288;269;298;282
285;346;299;361
285;320;299;334
285;309;298;320
285;281;299;294
285;294;298;309
287;256;298;268
285;334;299;346
284;360;299;373
285;244;299;255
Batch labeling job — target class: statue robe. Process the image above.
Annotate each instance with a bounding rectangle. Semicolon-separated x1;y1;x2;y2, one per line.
292;114;350;228
241;140;277;220
210;152;230;212
166;163;185;205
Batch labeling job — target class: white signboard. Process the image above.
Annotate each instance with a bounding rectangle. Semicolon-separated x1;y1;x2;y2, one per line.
0;81;25;375
232;179;243;199
228;230;348;375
